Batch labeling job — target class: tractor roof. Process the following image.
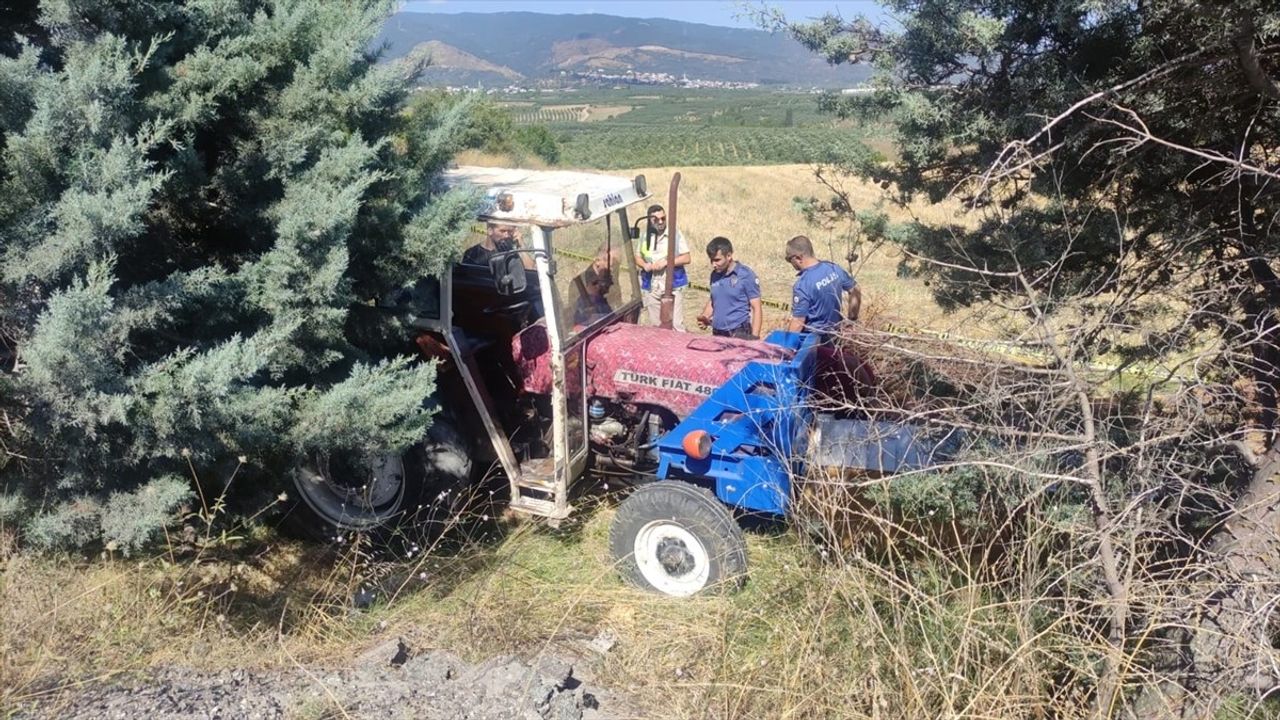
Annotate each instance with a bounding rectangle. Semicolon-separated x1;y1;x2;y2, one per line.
442;165;651;227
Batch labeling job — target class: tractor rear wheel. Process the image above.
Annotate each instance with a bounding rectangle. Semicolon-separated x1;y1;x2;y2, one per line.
609;481;747;597
283;409;473;543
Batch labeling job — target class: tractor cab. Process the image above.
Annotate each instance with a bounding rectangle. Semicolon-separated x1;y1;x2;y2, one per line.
407;166;655;520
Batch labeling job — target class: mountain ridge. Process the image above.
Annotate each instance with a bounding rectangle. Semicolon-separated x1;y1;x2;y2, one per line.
375;11;869;87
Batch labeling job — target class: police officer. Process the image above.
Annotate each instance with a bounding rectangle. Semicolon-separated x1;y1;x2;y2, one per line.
634;204;691;331
697;236;762;340
784;235;860;336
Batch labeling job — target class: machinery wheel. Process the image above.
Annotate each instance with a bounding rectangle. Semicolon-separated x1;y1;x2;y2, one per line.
608;481;747;597
283;409;473;543
402;409;479;538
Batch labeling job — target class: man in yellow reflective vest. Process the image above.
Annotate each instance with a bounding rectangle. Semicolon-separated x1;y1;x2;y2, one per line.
634;203;691;331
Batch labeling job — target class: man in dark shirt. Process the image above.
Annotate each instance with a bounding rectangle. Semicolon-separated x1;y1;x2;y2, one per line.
784;234;860;336
462;222;535;270
696;236;762;340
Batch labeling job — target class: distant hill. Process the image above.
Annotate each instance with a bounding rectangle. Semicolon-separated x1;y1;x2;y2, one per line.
374;12;870;88
402;40;524;82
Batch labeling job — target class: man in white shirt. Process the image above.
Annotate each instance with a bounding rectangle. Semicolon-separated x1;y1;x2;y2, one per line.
633;204;691;331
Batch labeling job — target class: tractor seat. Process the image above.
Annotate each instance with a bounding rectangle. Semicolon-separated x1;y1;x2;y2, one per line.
510;320;552;395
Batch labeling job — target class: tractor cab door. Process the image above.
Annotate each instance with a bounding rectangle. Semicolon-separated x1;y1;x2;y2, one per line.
504;224;588;518
507;210;640;519
380;262;528;504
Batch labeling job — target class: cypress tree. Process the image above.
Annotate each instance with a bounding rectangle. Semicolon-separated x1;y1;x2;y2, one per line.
0;1;477;552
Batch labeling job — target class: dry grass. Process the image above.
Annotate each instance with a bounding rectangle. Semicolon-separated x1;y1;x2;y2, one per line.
512;104;636;123
454;148;554;171
585;105;634;121
0;496;1102;720
0;526;395;714
372;504;1068;719
452;152;1012;338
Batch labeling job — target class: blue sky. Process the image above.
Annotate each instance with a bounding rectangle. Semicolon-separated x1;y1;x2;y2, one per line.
398;1;891;30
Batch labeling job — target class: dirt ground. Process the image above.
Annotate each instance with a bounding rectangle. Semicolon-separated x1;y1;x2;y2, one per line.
13;634;640;720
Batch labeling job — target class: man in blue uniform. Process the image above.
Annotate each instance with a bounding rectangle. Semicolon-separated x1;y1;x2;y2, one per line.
785;235;860;336
696;236;762;340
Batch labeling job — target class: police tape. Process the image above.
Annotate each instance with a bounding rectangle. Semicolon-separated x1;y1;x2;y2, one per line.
880;322;1199;382
553;247;602;264
686;278;794;311
554;247;794;310
880;320;1196;381
550;247;1193;383
879;321;1047;359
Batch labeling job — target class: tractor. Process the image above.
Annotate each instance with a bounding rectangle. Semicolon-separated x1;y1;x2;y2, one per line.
287;166;960;597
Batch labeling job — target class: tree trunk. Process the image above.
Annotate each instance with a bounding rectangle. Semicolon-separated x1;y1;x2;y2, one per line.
1130;446;1280;718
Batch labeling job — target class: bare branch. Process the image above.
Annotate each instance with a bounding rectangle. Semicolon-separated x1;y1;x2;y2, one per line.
1088;104;1280;183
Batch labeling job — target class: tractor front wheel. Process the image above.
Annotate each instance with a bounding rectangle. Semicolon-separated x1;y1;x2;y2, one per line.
609;481;747;597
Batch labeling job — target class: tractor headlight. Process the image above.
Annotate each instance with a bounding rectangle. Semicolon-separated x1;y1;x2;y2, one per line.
682;430;713;460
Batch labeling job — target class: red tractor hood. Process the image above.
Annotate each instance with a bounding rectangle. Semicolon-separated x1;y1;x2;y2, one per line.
511;323;793;417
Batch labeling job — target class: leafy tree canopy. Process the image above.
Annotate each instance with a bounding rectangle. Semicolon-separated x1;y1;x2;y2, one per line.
408;89;561;165
774;1;1280;404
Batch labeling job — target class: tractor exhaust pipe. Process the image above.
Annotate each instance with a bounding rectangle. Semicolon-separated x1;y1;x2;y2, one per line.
659;172;681;329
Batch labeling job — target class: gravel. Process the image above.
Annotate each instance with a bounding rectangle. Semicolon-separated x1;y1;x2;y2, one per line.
13;637;639;720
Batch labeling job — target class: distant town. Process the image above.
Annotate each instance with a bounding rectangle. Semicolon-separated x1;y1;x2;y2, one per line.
424;68;873;96
424;68;764;94
562;69;761;89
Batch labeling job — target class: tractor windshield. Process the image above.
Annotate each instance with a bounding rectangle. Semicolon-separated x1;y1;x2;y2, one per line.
551;210;639;339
